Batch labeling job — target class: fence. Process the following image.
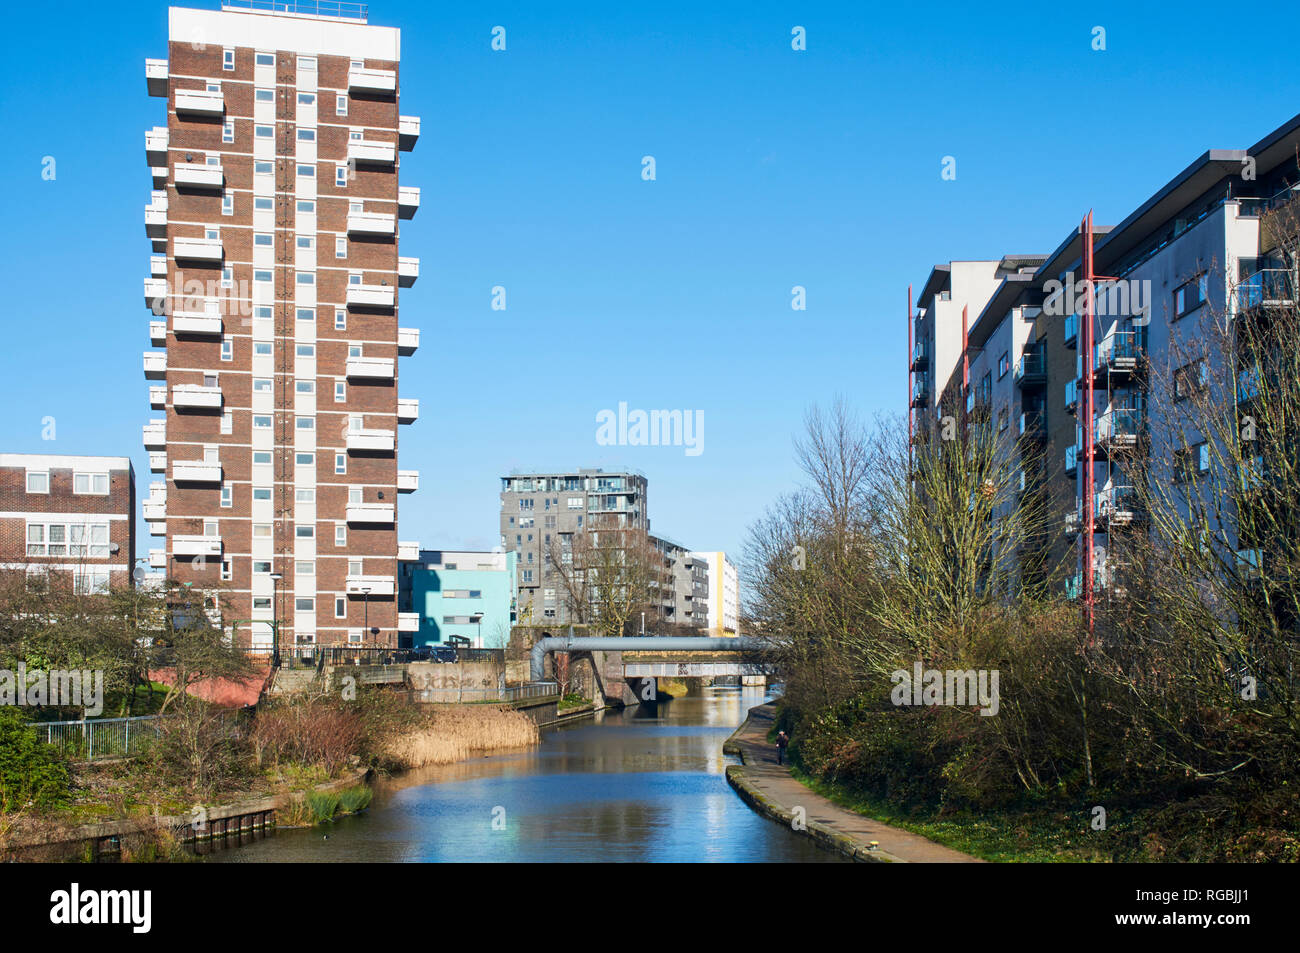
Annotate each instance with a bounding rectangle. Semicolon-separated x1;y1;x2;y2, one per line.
33;715;164;761
409;681;558;704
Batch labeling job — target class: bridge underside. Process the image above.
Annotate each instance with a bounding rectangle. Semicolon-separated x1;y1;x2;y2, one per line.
622;661;771;677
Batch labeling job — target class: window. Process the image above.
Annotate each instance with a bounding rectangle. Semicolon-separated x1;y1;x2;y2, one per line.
297;93;315;106
254;342;272;356
222;266;234;288
1176;442;1211;482
254;197;273;211
254;306;272;319
26;471;48;494
253;561;271;574
223;48;234;70
296;488;315;502
254;269;273;283
297;200;315;213
253;523;272;538
998;352;1010;378
73;472;109;495
255;124;273;138
998;406;1009;432
255;160;273;175
297;129;316;142
222;120;234;143
1174;273;1209;319
296;597;315;612
296;525;315;539
74;570;110;595
253;378;273;393
334;308;346;330
253;415;272;429
253;488;272;501
335;597;347;618
519;499;534;512
253;452;272;465
296;453;314;466
221;558;232;581
335;164;348;187
296;417;315;431
335;380;346;402
522;569;534;583
336;237;347;258
221;411;232;434
295;308;314;323
296;560;315;576
297;344;316;357
296;381;315;394
567;497;582;509
1174;359;1209;401
348;560;363;576
296;235;314;250
296;272;315;286
203;520;219;538
336;94;348;116
348;344;362;358
205;227;220;242
335;454;346;475
255;52;274;66
335;523;346;546
221;485;232;508
253;597;272;610
26;521;109;558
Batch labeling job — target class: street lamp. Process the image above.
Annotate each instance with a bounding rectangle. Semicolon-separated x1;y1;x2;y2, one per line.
361;586;371;644
472;613;483;648
270;572;283;668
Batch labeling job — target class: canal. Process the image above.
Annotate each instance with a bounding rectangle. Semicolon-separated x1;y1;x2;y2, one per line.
207;685;842;862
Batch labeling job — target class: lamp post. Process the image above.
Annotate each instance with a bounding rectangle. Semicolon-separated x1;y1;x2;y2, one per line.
473;613;483;648
270;572;283;668
361;586;371;645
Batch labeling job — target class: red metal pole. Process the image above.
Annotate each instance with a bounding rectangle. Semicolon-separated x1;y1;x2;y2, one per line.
962;303;970;395
1081;212;1096;638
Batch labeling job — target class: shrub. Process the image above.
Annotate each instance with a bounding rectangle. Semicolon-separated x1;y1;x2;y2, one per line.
306;789;341;823
337;785;372;814
0;709;68;813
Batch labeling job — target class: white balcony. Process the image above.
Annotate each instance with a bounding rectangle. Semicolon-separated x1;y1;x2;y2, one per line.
149;451;167;473
150;255;167;278
397;326;419;354
346;356;395;380
149;522;166;537
143;352;166;380
149;549;166;569
398;186;420;219
151;166;168;190
143;499;166;521
398;257;419;287
174;237;223;262
398;612;420;632
173;535;222;558
145;193;168;239
149;384;167;409
397;397;419;423
149;321;166;347
145;127;168;166
172;309;223;335
397;470;419;493
144;278;168;312
398;540;420;560
346;502;395;525
174;162;224;190
347;210;396;237
347;138;396;166
348;66;396;95
399;115;420;151
172;384;223;410
346;284;395;310
346;575;395;597
145;58;168;97
346;428;395;453
175;88;224;117
142;421;166;449
172;460;223;483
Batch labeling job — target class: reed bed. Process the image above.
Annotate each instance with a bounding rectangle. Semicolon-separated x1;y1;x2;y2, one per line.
382;705;538;769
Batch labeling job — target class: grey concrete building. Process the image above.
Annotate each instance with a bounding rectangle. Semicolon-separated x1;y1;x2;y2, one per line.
650;534;709;631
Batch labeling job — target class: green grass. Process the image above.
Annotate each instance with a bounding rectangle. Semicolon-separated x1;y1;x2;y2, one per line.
787;766;1114;863
557;693;589;712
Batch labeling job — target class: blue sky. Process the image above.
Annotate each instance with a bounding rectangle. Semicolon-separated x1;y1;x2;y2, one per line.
1;0;1296;573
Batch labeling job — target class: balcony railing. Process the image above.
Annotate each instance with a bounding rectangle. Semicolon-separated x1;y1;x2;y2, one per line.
145;58;167;97
174;162;224;190
398;186;420;219
398;257;420;287
346;502;395;525
173;535;222;558
345;575;395;597
347;138;396;166
397;470;419;493
399;115;420;150
175;88;224;116
346;211;396;236
345;356;395;379
172;384;223;410
1014;351;1046;387
397;326;419;353
346;428;395;453
348;66;396;95
397;397;419;423
346;284;395;310
1237;268;1297;310
1094;329;1145;374
397;540;420;560
172;460;222;483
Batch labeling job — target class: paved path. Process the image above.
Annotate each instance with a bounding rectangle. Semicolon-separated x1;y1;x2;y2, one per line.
724;702;983;863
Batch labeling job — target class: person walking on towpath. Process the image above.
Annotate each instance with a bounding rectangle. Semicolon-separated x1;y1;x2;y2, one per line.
775;730;789;766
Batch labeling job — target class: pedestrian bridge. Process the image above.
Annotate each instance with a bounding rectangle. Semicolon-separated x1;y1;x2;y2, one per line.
529;634;770;683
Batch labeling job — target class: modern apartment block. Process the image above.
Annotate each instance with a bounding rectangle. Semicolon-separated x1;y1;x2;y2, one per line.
649;535;709;630
691;550;739;635
0;454;136;592
142;3;421;652
910;113;1300;599
499;469;648;624
398;549;518;649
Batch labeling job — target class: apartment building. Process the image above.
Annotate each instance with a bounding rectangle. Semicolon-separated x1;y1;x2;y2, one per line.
142;3;421;652
398;549;518;649
691;550;739;634
0;454;136;592
499;469;648;623
649;535;709;630
911;113;1300;599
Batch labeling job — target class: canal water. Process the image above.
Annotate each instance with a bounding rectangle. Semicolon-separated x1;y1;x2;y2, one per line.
207;685;842;862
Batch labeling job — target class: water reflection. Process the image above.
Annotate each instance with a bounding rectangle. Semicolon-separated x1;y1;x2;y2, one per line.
209;685;842;863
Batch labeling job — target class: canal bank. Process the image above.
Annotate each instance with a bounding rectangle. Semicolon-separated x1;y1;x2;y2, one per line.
724;702;983;863
208;686;846;862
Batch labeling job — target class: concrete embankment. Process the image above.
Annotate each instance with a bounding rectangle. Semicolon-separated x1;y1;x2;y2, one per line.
723;702;983;863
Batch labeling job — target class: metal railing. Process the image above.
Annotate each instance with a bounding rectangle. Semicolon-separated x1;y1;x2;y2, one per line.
409;682;558;704
220;0;368;19
1237;268;1297;309
34;715;163;761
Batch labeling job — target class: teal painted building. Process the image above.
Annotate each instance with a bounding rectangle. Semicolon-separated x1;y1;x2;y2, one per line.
398;550;517;649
